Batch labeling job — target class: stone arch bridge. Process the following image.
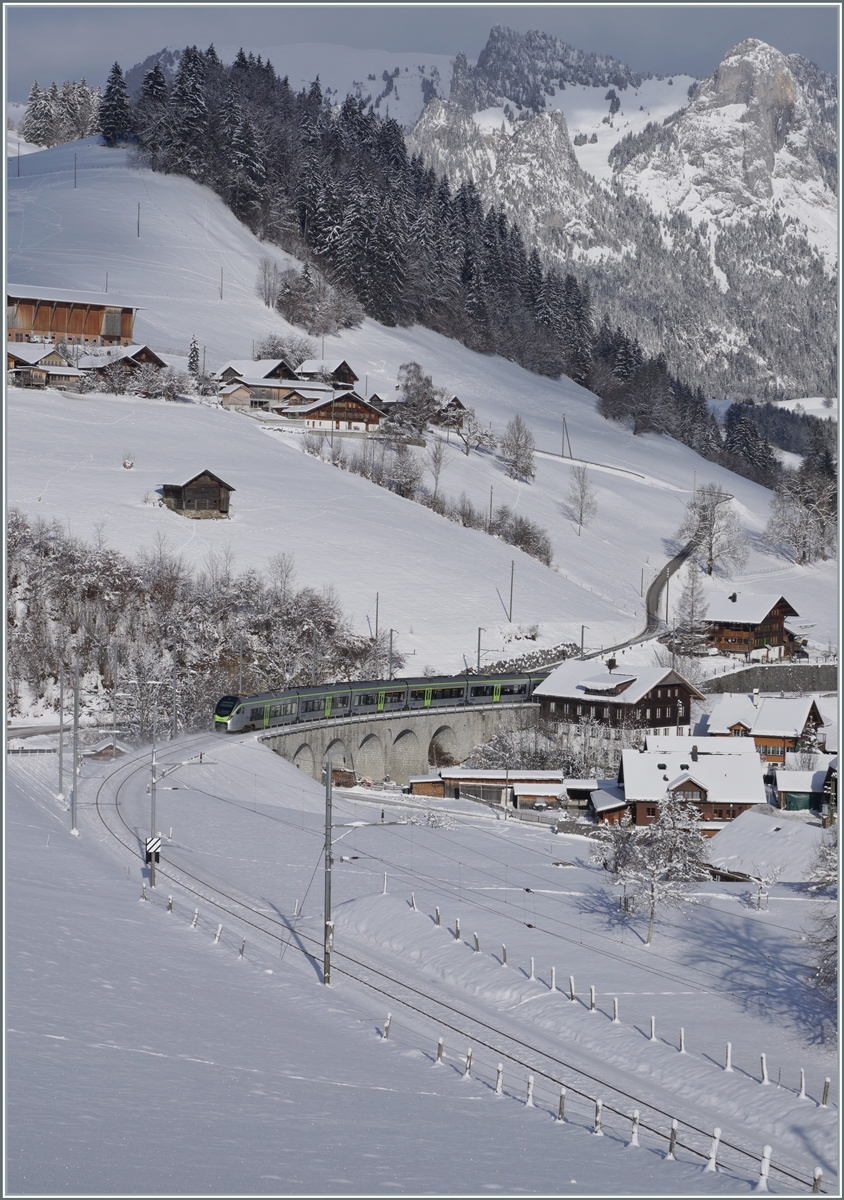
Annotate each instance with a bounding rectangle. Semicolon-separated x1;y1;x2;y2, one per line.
260;703;531;786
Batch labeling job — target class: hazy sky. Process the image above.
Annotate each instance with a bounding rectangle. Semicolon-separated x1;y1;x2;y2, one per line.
5;4;839;100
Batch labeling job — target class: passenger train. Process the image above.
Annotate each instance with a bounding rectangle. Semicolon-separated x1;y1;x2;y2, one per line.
214;670;551;734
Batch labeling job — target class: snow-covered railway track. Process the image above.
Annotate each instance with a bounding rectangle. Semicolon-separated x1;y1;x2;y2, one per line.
93;748;832;1195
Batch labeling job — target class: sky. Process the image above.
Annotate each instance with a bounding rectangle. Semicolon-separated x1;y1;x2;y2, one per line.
4;3;839;100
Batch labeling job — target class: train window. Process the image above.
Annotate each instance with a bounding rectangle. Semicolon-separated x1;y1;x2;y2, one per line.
354;693;377;706
215;695;239;716
332;694;349;708
470;685;493;698
500;683;527;695
384;691;404;704
410;690;425;701
268;702;296;718
301;698;322;713
250;707;264;721
432;687;463;700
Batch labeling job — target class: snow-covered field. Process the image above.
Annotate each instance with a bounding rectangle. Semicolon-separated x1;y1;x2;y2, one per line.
6;738;837;1194
6;140;838;674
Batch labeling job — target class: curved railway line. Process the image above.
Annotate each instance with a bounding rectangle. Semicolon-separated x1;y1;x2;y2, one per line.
92;741;832;1195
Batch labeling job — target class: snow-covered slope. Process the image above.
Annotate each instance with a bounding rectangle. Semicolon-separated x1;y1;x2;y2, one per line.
6;140;838;671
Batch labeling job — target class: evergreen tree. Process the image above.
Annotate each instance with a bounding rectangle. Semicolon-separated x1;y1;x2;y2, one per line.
99;62;133;146
21;81;53;146
188;335;200;378
674;562;709;653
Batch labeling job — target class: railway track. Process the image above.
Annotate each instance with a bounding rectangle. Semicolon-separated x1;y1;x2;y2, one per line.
92;741;832;1195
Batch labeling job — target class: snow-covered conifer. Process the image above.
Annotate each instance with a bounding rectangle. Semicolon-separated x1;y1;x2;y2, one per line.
99;62;133;146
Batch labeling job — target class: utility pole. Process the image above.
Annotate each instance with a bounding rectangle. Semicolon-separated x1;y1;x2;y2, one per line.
203;346;207;374
477;628;485;671
73;151;75;187
137;202;140;237
323;755;333;985
665;566;670;625
105;272;108;293
71;656;80;833
580;625;588;660
149;741;158;888
220;267;223;300
489;486;493;531
374;593;379;642
18;140;21;177
112;645;118;760
58;665;65;797
508;561;514;622
388;630;395;681
238;635;243;693
641;567;644;598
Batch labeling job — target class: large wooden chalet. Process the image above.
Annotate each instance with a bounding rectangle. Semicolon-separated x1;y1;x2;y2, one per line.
296;359;359;388
705;692;826;763
705;593;799;658
160;470;235;517
7;285;139;346
534;660;705;736
616;743;765;829
280;391;383;432
7;343;82;389
218;358;298;384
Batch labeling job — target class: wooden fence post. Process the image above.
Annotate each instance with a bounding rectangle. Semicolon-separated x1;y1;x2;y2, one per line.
502;943;507;966
822;1077;830;1107
526;1075;535;1107
755;1144;772;1191
667;1120;678;1160
495;1063;503;1096
454;917;461;941
812;1168;823;1193
589;985;596;1011
569;975;576;1002
761;1053;769;1085
435;1037;443;1065
463;1047;472;1079
383;1013;391;1040
530;956;535;980
594;1099;603;1136
724;1042;732;1072
629;1109;640;1147
557;1088;566;1123
705;1128;721;1173
435;906;440;926
612;997;619;1023
650;1015;656;1042
473;931;480;953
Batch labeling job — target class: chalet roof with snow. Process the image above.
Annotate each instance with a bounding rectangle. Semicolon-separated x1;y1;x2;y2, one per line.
8;283;141;309
77;344;167;370
218;358;297;380
160;469;236;492
619;748;765;805
706;593;798;624
706;694;824;739
7;341;71;366
645;734;759;755
773;768;827;794
590;786;628;813
534;661;705;705
296;359;359;381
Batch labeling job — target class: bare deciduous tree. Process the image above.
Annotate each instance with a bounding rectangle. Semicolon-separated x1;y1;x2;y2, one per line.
677;482;748;575
426;439;450;499
565;464;597;535
500;414;536;481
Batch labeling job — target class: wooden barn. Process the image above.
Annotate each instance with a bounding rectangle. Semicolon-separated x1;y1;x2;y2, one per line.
160;470;235;517
218;358;298;383
280;391;383;431
7;284;139;346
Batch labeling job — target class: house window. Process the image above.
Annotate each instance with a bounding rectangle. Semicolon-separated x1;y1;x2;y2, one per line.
576;704;582;716
563;703;570;714
714;808;724;819
646;806;656;817
549;701;556;712
678;704;685;717
656;708;661;719
645;708;651;719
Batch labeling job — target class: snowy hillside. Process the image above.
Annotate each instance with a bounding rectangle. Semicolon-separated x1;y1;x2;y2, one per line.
6;139;839;673
7;737;838;1193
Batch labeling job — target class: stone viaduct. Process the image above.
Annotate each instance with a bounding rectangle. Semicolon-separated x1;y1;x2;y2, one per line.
260;703;529;785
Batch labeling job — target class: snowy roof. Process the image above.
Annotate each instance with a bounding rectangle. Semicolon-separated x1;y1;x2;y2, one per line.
535;660;704;704
7;342;70;365
82;736;131;755
707;808;824;881
42;366;83;376
706;593;797;623
565;779;599;790
77;344;165;369
591;787;628;813
645;735;758;755
773;769;827;793
297;359;358;379
218;359;292;378
706;694;822;738
620;748;765;804
8;283;140;308
439;768;563;782
282;395;382;417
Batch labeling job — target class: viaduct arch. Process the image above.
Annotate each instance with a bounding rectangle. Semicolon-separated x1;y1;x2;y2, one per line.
261;704;530;786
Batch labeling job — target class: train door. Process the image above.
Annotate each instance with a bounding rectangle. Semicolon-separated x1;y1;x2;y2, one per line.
264;706;270;728
493;682;502;703
424;688;432;708
377;691;385;713
324;694;332;718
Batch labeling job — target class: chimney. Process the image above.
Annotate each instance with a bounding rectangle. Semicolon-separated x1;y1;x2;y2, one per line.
691;745;698;762
729;593;737;602
752;688;759;707
607;657;617;673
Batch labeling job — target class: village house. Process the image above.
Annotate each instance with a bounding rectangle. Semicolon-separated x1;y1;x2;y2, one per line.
704;691;827;763
220;378;335;410
615;743;766;830
705;593;800;658
278;391;384;432
7;284;139;346
160;470;235;517
7;342;82;389
773;766;827;811
534;659;705;736
430;395;467;431
77;344;168;376
295;359;359;388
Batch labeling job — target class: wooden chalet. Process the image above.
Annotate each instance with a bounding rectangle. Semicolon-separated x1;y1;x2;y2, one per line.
534;659;704;735
219;378;331;409
77;344;167;376
431;395;467;430
7;284;139;346
296;359;359;388
617;744;765;829
280;391;383;431
6;343;82;389
160;470;235;517
705;692;826;763
705;593;799;658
